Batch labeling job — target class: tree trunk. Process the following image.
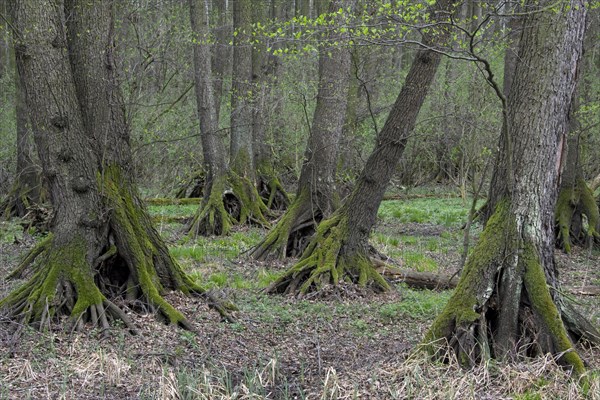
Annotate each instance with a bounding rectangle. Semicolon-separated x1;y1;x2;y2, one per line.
230;0;254;178
251;0;353;261
480;9;522;225
1;54;44;219
267;0;455;293
556;137;599;253
423;0;596;376
1;0;228;334
187;0;270;237
252;0;290;211
211;0;232;124
555;24;599;253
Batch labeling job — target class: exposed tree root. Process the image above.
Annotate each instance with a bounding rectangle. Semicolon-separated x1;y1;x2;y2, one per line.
266;212;390;296
421;201;595;377
1;178;45;219
555;178;599;253
1;167;235;335
250;190;320;260
187;171;271;237
174;171;205;199
257;172;290;211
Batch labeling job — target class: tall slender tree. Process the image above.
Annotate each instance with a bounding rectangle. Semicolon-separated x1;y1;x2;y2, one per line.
187;0;270;237
423;0;596;375
252;0;290;211
2;0;226;332
266;0;456;294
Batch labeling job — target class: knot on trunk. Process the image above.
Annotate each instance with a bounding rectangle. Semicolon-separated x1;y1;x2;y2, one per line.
72;176;91;193
51;115;69;130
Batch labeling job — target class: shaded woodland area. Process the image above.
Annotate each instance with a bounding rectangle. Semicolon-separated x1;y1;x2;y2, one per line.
0;0;599;398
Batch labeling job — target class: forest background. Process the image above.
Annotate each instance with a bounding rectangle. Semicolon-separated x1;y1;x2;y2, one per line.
0;0;599;399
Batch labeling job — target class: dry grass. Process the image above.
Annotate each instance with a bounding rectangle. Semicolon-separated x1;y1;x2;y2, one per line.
1;202;599;399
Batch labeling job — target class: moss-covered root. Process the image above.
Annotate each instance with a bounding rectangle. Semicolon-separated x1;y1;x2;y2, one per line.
556;178;600;253
187;176;235;237
187;172;272;238
228;172;272;227
522;242;586;377
421;201;512;367
266;213;390;296
6;234;53;280
250;190;315;260
257;173;290;211
0;180;43;219
0;236;139;335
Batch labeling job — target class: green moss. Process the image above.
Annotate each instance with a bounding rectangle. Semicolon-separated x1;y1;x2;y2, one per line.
555;178;600;253
188;174;234;236
1;234;104;323
578;178;599;238
256;159;290;209
423;199;513;348
521;241;586;376
100;165;190;325
269;207;390;294
251;188;310;259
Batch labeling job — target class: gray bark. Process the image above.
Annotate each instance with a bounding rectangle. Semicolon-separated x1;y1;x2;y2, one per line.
230;0;254;177
190;0;228;183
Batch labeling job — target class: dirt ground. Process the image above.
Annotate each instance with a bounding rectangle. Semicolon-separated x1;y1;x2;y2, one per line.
1;221;599;399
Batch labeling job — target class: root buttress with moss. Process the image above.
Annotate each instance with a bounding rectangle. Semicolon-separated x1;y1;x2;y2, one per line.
250;189;322;260
1;178;45;219
187;171;271;237
1;167;233;334
257;171;290;211
421;200;599;377
266;208;390;295
555;178;599;253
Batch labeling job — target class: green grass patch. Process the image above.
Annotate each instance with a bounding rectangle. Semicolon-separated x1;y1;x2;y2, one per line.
378;198;470;227
170;229;263;263
147;203;198;219
401;251;438;272
379;287;451;321
0;219;24;244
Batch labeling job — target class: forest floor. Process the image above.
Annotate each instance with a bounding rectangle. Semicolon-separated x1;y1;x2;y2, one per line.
0;191;599;399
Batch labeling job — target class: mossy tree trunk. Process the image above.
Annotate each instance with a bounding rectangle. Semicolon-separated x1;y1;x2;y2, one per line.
556;136;599;253
251;0;354;260
187;0;270;237
555;44;600;252
1;0;227;334
423;0;597;376
266;0;455;293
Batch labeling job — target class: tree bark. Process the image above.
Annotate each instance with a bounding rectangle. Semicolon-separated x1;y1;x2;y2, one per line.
187;0;270;237
252;0;290;211
230;0;254;178
480;9;522;225
424;0;595;376
251;0;354;261
1;0;229;334
1;52;44;219
211;0;232;123
267;0;455;293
